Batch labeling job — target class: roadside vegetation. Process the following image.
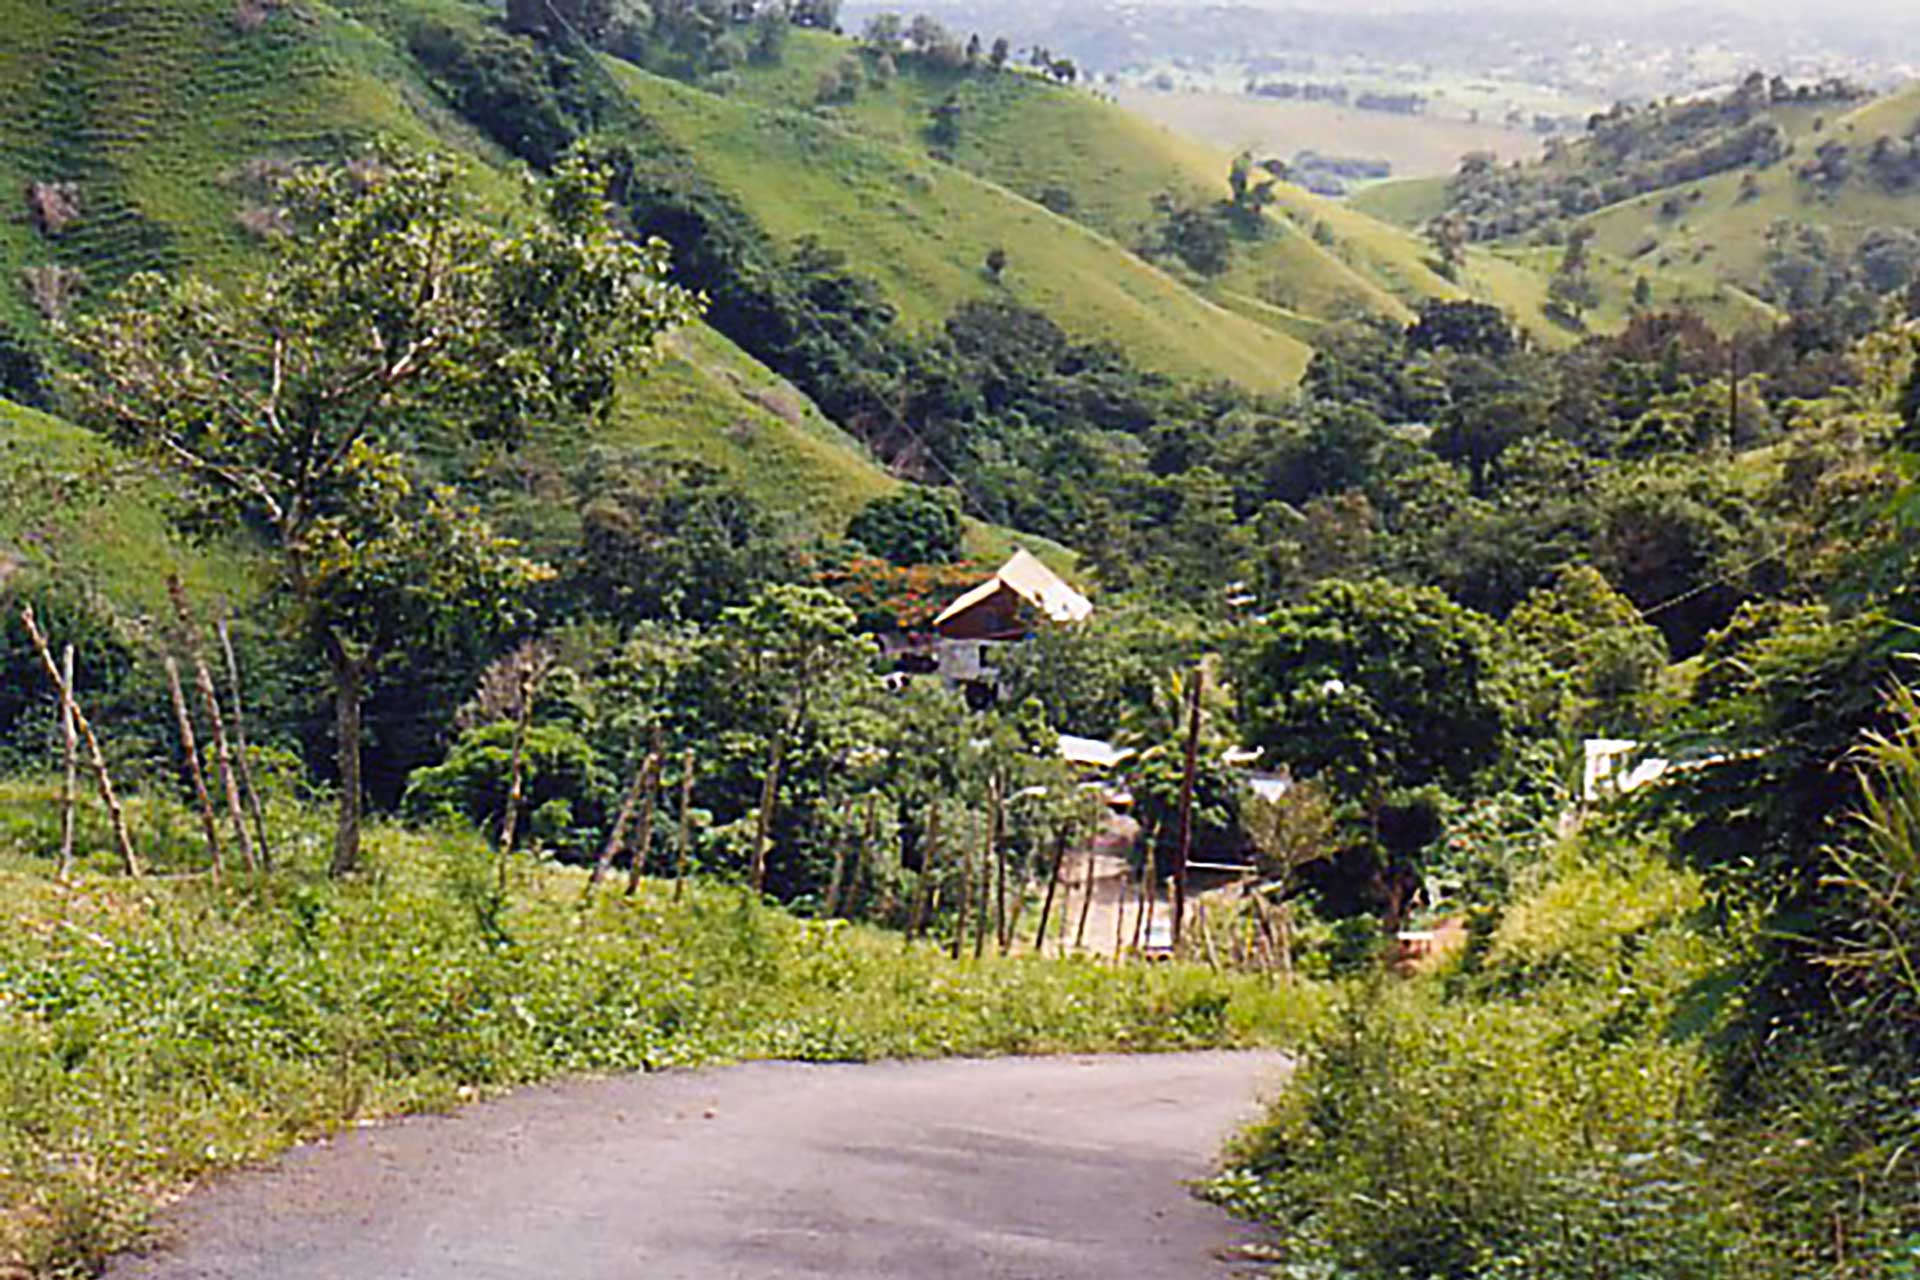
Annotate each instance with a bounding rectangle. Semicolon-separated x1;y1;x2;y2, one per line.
0;805;1316;1276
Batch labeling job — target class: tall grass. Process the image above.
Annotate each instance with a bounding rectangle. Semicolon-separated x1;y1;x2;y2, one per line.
0;812;1319;1276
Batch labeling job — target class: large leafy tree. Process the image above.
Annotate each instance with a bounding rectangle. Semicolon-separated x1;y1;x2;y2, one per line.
1237;578;1511;800
67;148;700;873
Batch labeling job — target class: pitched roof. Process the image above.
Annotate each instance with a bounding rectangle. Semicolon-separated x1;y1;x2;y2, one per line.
933;549;1092;629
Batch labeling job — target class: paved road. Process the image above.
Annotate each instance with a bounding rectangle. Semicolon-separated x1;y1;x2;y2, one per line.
110;1051;1288;1280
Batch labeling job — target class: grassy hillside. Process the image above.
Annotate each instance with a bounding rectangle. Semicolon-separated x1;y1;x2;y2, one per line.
606;57;1313;390
719;35;1756;352
0;397;235;609
1580;83;1920;291
0;0;934;550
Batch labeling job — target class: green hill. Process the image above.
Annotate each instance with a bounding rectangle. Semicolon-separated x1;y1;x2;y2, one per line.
0;0;926;551
717;32;1763;351
1372;76;1920;312
603;57;1314;390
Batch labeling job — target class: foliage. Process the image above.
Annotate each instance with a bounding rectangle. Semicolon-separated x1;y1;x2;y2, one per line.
64;147;700;871
1505;564;1670;735
845;485;964;565
0;828;1320;1276
1237;579;1511;800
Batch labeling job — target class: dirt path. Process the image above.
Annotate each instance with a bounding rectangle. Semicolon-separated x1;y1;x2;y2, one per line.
108;1051;1287;1279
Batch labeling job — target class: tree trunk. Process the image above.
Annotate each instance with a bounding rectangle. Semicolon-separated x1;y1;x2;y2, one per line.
328;644;365;878
218;617;273;868
749;732;785;895
170;578;256;873
163;653;225;877
58;644;76;881
991;779;1009;954
623;736;664;897
673;749;695;903
22;605;138;877
1172;666;1204;949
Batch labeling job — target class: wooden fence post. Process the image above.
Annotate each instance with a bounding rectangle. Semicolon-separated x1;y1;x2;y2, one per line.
673;749;695;903
22;605;138;877
1172;665;1204;949
588;755;649;894
1033;827;1069;955
163;653;224;877
623;731;664;897
168;578;256;873
58;644;76;881
907;804;939;944
217;617;272;868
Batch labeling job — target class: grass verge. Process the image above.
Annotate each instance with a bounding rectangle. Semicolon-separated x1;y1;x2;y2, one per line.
0;813;1320;1276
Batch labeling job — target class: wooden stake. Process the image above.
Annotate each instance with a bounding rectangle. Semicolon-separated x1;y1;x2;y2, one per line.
163;653;224;878
588;755;650;893
1033;828;1069;955
168;579;256;873
22;605;138;877
974;807;992;961
1171;665;1204;949
1074;830;1097;951
990;779;1010;954
824;810;851;919
749;731;785;895
58;644;75;881
217;617;272;869
624;731;664;897
907;804;940;944
498;659;535;891
951;818;973;961
846;792;877;921
673;749;695;904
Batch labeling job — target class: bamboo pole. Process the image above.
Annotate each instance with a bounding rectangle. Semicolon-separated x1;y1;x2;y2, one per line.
217;617;272;868
623;733;664;897
58;644;76;881
163;653;224;878
168;579;256;873
673;749;695;904
22;605;138;877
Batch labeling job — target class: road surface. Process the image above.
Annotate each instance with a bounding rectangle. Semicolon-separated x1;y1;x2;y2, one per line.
109;1051;1288;1279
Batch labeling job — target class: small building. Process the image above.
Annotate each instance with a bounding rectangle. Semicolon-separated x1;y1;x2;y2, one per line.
928;549;1092;702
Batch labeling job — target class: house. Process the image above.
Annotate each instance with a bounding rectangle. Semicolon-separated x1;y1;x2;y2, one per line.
928;549;1092;702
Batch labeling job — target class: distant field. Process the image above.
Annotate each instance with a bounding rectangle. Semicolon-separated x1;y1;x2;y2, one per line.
1112;88;1544;181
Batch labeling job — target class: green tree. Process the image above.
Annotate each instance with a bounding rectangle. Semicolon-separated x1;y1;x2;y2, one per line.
1237;578;1511;800
1506;564;1670;735
712;584;876;893
66;149;700;873
846;485;964;565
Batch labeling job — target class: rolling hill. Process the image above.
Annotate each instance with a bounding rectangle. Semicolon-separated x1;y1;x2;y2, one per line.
0;0;926;559
1358;77;1920;317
